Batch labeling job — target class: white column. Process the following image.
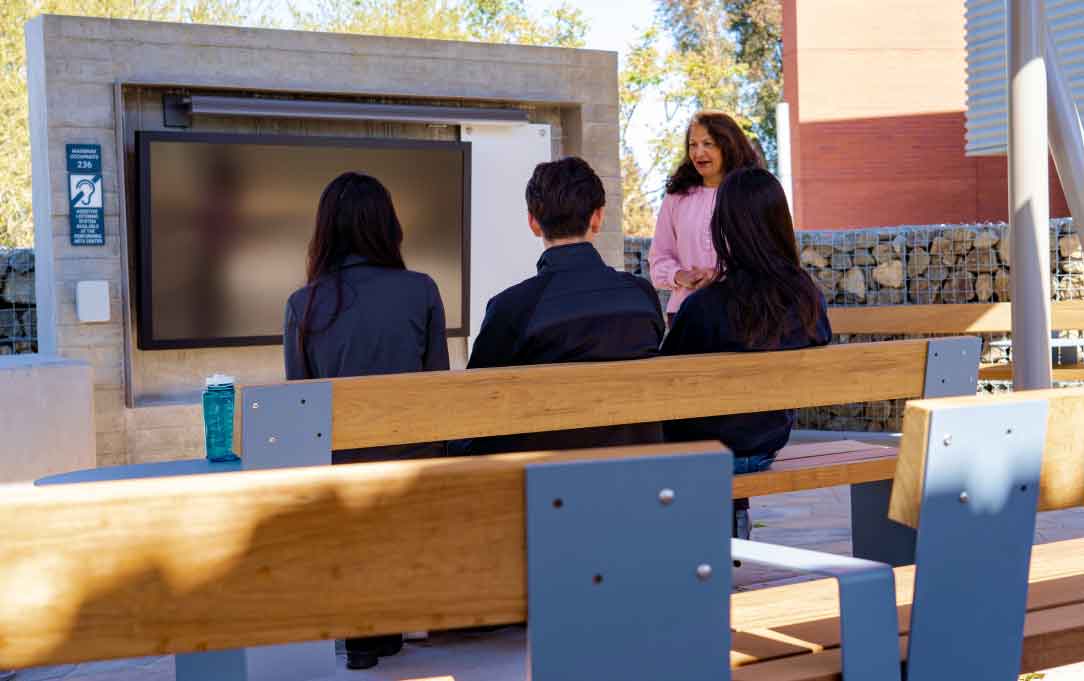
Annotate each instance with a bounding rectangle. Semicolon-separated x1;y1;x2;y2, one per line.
776;102;794;216
1044;20;1084;248
1008;0;1052;391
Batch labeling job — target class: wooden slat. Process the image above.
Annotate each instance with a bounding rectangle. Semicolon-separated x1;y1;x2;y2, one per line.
773;440;884;461
732;538;1084;634
730;539;1084;677
979;362;1084;382
888;387;1084;528
268;339;934;451
828;301;1084;335
732;603;1084;680
733;608;1084;681
0;442;724;669
735;449;897;498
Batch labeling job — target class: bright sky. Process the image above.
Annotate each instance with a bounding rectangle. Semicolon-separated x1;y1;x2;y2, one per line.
565;0;657;55
547;0;663;170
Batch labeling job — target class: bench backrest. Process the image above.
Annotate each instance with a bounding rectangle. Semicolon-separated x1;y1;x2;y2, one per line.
828;300;1084;335
237;337;980;452
0;441;727;670
886;386;1084;680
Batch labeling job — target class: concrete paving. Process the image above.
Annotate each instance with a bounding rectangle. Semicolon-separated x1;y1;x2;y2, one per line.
12;485;1084;681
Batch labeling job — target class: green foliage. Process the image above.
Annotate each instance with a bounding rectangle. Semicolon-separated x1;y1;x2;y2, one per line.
618;0;782;236
290;0;587;47
1;0;270;248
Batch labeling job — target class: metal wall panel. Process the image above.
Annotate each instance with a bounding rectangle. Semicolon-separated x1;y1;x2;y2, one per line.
966;0;1084;155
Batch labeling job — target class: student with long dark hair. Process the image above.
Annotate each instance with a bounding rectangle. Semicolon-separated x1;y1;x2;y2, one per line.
661;168;831;539
284;171;449;670
649;111;763;324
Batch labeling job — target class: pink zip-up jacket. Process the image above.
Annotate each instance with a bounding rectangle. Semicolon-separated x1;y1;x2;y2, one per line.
648;186;719;314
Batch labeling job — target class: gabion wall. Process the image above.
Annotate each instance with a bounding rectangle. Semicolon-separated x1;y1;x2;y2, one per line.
0;248;36;355
625;219;1084;433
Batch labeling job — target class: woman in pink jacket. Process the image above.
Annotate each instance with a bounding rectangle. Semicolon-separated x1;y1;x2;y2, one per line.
649;111;763;324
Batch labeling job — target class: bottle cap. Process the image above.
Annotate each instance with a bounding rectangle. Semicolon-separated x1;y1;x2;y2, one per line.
205;373;235;387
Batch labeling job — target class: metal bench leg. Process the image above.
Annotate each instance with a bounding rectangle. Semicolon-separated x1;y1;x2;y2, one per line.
176;642;336;681
176;382;337;681
851;336;981;567
851;479;916;566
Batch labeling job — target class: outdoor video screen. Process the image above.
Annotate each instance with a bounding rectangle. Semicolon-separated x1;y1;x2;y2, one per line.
135;132;469;349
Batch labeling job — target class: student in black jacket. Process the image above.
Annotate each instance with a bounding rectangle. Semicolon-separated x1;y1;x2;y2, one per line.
283;171;449;670
661;168;832;539
458;157;665;455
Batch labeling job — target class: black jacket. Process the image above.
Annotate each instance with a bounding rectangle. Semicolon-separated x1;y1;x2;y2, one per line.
284;255;449;462
660;276;832;457
457;242;665;455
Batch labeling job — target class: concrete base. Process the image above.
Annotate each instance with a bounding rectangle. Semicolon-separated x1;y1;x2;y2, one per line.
176;641;335;681
0;355;94;483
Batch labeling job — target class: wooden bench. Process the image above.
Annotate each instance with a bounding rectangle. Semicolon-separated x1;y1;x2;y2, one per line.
235;337;979;565
828;300;1084;382
3;388;1084;680
728;386;1084;680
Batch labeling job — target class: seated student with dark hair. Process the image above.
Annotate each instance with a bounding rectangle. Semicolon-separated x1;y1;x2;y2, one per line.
661;167;832;540
457;156;666;455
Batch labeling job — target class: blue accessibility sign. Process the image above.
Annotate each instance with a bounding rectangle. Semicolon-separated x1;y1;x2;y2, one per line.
67;144;104;246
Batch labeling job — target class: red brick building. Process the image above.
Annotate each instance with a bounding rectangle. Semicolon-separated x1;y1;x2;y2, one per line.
783;0;1069;230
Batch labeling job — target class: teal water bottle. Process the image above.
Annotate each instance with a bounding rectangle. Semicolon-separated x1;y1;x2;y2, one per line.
203;374;240;462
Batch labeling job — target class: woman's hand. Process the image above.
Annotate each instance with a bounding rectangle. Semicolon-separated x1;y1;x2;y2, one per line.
674;268;714;290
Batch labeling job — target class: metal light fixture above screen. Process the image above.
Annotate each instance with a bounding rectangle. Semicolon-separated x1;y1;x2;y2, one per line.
162;93;530;128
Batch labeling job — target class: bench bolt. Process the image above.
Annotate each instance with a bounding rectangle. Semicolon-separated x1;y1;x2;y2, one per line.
959;491;969;504
696;563;713;581
658;488;675;505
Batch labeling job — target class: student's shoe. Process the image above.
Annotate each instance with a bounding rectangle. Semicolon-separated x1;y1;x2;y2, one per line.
376;634;404;657
346;650;379;670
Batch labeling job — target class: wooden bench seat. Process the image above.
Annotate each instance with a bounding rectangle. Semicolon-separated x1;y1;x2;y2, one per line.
737;440;897;498
730;537;1084;680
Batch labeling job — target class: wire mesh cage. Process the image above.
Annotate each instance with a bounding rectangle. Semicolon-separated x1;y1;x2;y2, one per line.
0;249;38;355
627;221;1084;434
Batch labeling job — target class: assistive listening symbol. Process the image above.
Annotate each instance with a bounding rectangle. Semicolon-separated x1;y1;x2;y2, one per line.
73;179;95;206
69;174;102;209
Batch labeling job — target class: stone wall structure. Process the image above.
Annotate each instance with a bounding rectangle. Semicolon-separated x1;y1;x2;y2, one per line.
27;15;620;466
626;219;1084;433
0;249;36;355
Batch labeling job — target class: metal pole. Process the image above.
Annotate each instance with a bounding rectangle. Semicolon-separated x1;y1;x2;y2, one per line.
1044;20;1084;249
776;102;794;216
1008;0;1052;391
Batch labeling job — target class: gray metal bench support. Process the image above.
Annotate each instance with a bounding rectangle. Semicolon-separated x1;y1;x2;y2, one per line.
906;398;1048;680
526;450;733;681
851;336;981;566
732;539;901;681
175;381;336;681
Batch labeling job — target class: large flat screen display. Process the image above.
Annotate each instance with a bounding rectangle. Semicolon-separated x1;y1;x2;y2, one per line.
136;131;470;350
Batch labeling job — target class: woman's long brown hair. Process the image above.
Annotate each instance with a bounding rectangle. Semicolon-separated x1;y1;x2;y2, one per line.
666;110;763;195
710;168;822;347
296;172;407;376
